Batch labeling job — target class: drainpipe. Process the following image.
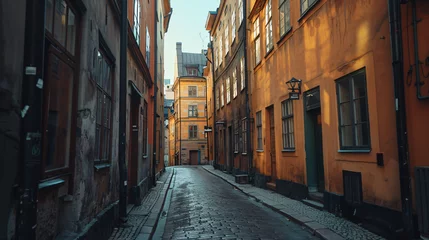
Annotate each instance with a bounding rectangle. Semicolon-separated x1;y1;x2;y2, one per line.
387;0;415;237
210;39;217;169
152;0;159;186
411;0;429;100
17;0;46;238
118;0;128;221
179;78;182;165
243;0;253;176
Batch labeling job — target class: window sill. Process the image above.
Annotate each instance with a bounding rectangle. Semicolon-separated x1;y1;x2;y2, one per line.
94;163;111;171
254;61;262;70
234;151;239;154
338;149;371;153
39;178;65;190
256;150;264;153
265;47;274;58
298;0;320;22
242;153;248;155
277;27;293;45
282;149;295;152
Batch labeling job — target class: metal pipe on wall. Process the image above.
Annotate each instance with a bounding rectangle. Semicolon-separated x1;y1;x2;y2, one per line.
152;0;159;186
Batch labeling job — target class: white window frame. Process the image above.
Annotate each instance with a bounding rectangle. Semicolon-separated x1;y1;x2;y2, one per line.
133;0;141;45
225;25;229;55
265;0;273;52
240;57;245;90
231;9;236;42
146;26;150;67
239;0;244;24
220;84;224;107
226;77;231;103
233;69;237;98
253;18;261;65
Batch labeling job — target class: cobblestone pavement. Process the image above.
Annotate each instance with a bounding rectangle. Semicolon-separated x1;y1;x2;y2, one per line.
202;166;384;240
162;166;318;240
109;169;171;240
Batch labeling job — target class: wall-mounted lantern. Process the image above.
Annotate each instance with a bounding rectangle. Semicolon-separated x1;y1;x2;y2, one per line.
286;77;302;100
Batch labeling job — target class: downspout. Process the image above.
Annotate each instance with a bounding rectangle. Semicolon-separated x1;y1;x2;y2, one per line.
387;0;415;237
17;0;46;238
152;0;158;186
243;0;253;176
179;78;182;165
210;38;217;169
205;70;209;164
411;0;429;100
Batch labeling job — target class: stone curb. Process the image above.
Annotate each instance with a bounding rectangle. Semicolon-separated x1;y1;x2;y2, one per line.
135;168;175;240
201;166;345;240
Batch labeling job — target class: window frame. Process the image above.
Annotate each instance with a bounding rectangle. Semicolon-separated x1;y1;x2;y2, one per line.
226;77;231;103
133;0;141;45
231;8;236;42
239;0;244;24
233;69;238;98
188;105;198;117
220;83;224;107
281;99;295;150
256;111;263;150
279;0;291;38
225;25;229;54
335;68;371;151
188;86;197;97
240;57;245;90
189;125;198;139
253;17;261;65
300;0;319;17
265;0;273;53
242;118;248;154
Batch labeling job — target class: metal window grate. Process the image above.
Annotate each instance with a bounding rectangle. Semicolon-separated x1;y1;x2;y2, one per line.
415;167;429;235
343;170;363;207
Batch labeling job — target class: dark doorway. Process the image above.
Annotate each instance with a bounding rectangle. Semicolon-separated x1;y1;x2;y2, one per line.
267;106;277;182
227;126;233;172
190;150;199;165
304;87;325;194
128;95;140;202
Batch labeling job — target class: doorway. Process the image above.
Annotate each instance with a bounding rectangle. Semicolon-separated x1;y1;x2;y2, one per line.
304;87;325;194
128;95;140;202
227;126;233;172
267;106;277;183
190;150;199;165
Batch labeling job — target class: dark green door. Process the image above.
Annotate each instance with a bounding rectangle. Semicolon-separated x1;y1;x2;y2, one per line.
312;110;325;192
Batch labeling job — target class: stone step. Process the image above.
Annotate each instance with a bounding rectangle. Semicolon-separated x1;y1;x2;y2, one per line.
266;182;276;191
302;199;324;210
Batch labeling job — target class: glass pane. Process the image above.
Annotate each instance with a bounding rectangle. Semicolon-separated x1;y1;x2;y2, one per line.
66;9;76;55
338;80;351;103
96;90;102;124
286;0;291;29
301;0;309;13
287;100;293;115
46;0;54;32
355;123;370;146
53;0;67;46
105;97;111;127
103;128;110;160
95;126;100;159
288;118;294;134
353;98;368;124
341;125;354;147
339;102;352;126
289;133;295;148
352;73;366;99
45;54;73;170
106;65;111;95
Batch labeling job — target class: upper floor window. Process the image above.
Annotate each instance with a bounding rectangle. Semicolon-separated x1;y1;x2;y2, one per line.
225;25;230;55
281;100;295;150
188;105;198;117
226;77;231;103
187;67;198;76
146;27;150;67
239;0;244;24
45;0;77;55
188;86;197;97
221;84;225;107
240;57;245;90
233;69;238;98
231;9;236;42
256;111;262;150
301;0;318;15
336;69;370;150
133;0;141;45
265;0;273;53
219;36;223;65
242;118;248;154
279;0;291;37
216;88;220;110
234;119;239;153
189;125;198;139
253;17;261;65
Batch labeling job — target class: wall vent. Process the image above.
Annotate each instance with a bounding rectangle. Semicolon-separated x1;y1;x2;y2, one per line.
415;167;429;235
343;170;363;207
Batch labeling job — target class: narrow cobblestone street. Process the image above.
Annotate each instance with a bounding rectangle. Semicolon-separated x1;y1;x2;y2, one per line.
160;167;318;240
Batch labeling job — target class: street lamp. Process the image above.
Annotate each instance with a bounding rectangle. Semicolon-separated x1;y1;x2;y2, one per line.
286;77;302;100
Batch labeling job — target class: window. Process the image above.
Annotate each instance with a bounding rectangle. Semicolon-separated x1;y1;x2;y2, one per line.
215;47;219;69
146;27;150;66
336;69;370;150
95;51;113;162
45;0;77;55
216;88;220;110
231;9;236;42
189;125;198;139
187;67;198;76
226;77;231;103
301;0;318;15
242;118;247;153
143;101;148;156
234;119;239;153
219;36;223;65
265;0;273;52
188;86;197;97
240;57;245;90
253;18;261;65
233;69;238;98
188;105;198;117
279;0;291;37
225;25;229;54
221;84;224;107
133;0;141;45
281;100;295;150
239;0;244;23
256;112;263;150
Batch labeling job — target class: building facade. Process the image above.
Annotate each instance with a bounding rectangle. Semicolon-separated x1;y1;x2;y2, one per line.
172;77;208;165
207;0;251;174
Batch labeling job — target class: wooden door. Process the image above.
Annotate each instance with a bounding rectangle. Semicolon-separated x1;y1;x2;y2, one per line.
190;151;198;165
269;107;277;181
128;98;139;199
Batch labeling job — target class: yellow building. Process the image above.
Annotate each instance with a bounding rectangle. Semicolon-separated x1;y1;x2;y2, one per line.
172;76;208;165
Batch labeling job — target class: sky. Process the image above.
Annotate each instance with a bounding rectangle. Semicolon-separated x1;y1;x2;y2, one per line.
164;0;220;83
